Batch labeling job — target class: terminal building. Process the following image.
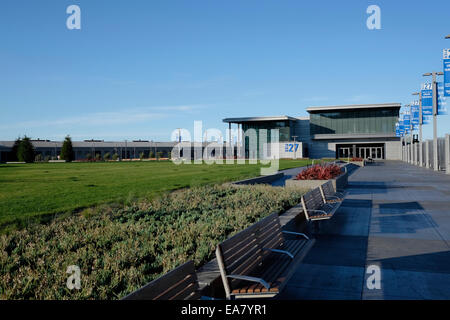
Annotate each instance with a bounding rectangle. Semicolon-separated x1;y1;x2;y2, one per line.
0;140;178;162
223;103;402;160
0;103;402;162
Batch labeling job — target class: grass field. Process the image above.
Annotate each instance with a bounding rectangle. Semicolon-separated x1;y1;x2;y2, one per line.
0;159;313;232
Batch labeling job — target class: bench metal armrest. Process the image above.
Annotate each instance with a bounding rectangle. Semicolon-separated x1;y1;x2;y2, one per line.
263;248;294;259
326;195;342;200
307;209;329;215
282;230;310;240
226;275;270;290
322;203;336;210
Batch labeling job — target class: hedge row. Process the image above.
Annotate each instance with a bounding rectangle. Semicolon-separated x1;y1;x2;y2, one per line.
0;184;307;300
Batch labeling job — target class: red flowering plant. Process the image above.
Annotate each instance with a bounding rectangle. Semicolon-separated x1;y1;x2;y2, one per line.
351;157;363;161
294;164;343;180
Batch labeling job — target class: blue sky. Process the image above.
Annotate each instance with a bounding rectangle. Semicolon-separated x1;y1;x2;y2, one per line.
1;0;449;141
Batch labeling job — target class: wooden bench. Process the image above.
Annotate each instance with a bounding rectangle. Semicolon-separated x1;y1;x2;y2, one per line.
123;260;201;300
319;180;346;204
301;187;341;222
215;212;315;300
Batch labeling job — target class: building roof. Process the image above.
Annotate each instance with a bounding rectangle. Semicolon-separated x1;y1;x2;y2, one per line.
307;103;401;113
0;141;178;148
223;116;298;123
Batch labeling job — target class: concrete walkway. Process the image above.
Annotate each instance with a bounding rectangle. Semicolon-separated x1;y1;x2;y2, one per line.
278;160;450;300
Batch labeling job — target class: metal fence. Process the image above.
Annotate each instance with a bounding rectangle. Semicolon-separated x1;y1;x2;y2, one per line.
401;134;450;174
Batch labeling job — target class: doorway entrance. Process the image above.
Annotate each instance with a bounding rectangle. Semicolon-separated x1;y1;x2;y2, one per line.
336;143;385;160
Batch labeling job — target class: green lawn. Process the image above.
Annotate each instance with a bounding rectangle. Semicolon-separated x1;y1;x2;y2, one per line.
0;159;312;232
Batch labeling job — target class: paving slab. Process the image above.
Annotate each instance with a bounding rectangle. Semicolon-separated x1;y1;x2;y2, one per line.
362;268;450;300
280;160;450;300
278;264;364;300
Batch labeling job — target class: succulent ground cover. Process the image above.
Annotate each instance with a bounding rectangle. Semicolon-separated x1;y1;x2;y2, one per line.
0;184;307;300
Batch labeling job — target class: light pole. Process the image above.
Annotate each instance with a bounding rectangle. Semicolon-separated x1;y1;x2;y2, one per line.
423;71;444;171
406;104;414;164
292;135;298;159
412;92;422;166
176;128;182;143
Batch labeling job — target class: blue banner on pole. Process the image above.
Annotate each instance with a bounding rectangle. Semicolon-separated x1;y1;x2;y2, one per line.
395;123;401;137
421;83;433;116
411;101;420;126
398;121;405;135
437;82;448;115
444;49;450;97
400;113;410;134
403;113;411;127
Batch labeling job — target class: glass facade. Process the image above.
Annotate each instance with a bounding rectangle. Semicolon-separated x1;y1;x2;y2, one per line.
310;108;399;136
242;121;291;142
242;121;292;158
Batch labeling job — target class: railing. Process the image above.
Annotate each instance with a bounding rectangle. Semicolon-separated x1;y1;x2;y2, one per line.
401;134;450;174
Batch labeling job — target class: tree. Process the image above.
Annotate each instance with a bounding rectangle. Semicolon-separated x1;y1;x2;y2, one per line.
61;136;75;162
17;136;35;163
104;152;111;161
112;153;119;161
10;137;21;161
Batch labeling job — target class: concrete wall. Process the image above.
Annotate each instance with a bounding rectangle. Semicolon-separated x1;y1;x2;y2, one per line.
265;142;304;159
309;138;401;160
309;141;336;159
385;140;402;160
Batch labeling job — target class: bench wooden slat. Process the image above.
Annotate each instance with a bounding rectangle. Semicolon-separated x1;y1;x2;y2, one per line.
226;245;261;274
123;260;199;300
224;237;259;266
220;223;259;253
302;186;344;221
228;247;262;276
157;275;198;300
217;212;314;299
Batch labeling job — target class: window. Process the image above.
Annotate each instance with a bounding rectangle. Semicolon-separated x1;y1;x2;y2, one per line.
310;108;398;135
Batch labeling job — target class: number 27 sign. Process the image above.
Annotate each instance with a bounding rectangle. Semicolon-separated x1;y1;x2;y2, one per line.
285;144;299;152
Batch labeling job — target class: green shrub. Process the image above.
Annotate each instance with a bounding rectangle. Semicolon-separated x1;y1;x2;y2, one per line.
0;184;306;300
104;153;111;161
61;136;75;162
10;138;21;161
17;136;35;163
112;153;119;161
139;152;145;160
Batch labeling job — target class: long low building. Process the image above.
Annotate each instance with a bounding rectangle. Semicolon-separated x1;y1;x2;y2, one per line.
0;140;179;162
223;103;402;160
1;103;402;162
